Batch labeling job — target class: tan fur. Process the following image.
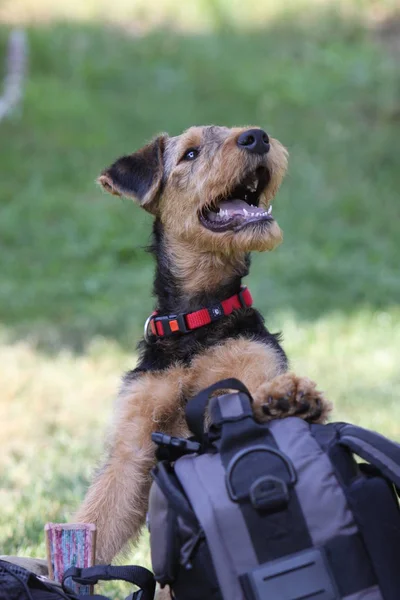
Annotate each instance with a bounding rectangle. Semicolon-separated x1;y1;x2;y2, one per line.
78;125;331;565
152;126;287;295
99;126;287;263
165;235;249;296
189;337;286;393
159;128;286;259
76;365;189;563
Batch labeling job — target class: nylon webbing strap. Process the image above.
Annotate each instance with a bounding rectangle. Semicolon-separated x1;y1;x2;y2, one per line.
209;392;253;426
146;286;253;340
217;415;313;563
185;378;252;440
215;409;378;596
63;565;155;600
338;424;400;490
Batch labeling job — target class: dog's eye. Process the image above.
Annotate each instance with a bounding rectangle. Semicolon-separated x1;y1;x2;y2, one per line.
181;148;199;162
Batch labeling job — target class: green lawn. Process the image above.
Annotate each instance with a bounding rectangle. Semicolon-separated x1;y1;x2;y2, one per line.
0;2;399;596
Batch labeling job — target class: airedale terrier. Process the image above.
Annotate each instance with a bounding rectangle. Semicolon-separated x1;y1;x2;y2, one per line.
76;125;331;563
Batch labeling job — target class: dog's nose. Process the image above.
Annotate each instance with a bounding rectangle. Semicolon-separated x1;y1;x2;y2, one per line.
237;129;270;155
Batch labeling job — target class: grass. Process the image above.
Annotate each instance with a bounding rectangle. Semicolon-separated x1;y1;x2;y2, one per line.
0;1;399;596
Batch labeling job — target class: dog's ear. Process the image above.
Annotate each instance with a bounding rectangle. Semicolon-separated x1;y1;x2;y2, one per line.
98;135;167;214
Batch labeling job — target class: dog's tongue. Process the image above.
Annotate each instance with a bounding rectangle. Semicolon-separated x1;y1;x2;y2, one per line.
218;199;265;216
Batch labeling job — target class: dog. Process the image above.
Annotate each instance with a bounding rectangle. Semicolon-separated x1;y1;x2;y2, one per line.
76;125;331;564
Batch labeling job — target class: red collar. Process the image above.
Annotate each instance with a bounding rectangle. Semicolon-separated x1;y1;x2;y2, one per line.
144;286;253;342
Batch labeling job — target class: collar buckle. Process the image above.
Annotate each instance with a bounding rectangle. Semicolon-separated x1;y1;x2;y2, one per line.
144;313;156;343
145;313;188;342
164;313;189;336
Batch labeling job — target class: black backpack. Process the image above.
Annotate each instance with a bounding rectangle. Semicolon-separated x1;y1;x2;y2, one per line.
148;378;400;600
0;560;155;600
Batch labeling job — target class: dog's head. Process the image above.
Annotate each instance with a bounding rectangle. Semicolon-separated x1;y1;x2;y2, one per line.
99;125;288;254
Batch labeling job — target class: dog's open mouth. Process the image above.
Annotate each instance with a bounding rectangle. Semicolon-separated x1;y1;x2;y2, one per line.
199;167;273;232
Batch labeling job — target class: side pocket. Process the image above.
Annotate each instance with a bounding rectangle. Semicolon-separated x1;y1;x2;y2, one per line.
172;535;223;600
149;461;223;599
148;482;180;586
346;467;400;600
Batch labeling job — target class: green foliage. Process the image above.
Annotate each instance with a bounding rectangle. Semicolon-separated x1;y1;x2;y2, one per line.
1;11;399;349
0;4;399;595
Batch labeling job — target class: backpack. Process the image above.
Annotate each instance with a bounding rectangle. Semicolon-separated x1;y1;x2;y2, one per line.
0;559;155;600
147;378;400;600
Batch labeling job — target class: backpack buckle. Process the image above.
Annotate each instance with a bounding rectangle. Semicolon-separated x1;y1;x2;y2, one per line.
249;476;289;512
225;445;297;510
240;547;338;600
152;432;201;461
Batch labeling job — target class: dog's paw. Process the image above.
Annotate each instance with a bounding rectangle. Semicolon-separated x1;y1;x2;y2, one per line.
252;372;331;424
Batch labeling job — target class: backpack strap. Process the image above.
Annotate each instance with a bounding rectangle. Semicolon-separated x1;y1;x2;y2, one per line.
62;565;156;600
338;423;400;490
185;378;253;440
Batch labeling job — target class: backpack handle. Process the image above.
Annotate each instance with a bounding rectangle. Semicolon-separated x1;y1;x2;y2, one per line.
338;424;400;491
62;565;155;600
185;378;252;440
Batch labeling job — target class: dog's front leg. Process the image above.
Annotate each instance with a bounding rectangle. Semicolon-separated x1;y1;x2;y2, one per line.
75;366;189;564
189;337;331;425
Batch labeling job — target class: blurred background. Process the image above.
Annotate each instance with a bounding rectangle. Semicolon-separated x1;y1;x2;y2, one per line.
0;0;399;592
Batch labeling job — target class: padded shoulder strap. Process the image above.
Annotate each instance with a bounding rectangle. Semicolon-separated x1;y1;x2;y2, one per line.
338;423;400;489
